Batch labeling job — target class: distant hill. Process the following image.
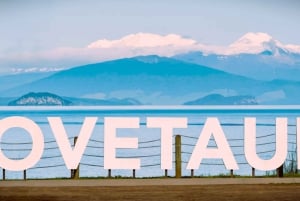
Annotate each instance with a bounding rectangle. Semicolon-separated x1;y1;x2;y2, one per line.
8;92;72;106
2;55;300;104
0;56;263;104
174;51;300;81
184;94;258;105
7;92;142;106
66;97;142;105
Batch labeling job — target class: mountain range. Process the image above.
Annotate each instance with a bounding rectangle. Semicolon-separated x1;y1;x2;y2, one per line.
174;32;300;81
0;55;300;105
1;32;300;105
3;56;258;104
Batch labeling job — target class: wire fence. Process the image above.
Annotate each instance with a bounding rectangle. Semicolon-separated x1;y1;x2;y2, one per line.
0;120;298;180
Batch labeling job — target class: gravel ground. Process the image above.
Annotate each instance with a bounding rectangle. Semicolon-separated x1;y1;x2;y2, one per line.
1;178;300;201
0;184;300;201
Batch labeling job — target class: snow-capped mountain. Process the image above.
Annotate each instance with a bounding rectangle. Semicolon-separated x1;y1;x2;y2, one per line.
226;32;287;55
174;33;300;81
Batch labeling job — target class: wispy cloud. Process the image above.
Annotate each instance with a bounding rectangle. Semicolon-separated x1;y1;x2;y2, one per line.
87;33;197;49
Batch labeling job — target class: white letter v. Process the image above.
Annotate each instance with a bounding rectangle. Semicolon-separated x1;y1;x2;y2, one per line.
48;117;97;169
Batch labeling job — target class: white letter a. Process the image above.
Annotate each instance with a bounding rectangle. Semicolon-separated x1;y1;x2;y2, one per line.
187;118;238;170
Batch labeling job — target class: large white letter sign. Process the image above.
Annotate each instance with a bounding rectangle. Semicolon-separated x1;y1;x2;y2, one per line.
0;116;44;171
48;117;97;169
187;118;238;170
244;118;287;171
147;117;187;170
104;117;140;170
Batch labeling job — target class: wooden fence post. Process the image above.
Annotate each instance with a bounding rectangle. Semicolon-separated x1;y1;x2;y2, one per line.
230;169;234;178
277;164;284;177
108;169;112;178
252;167;255;177
2;169;5;180
191;169;194;178
164;169;168;177
23;170;26;180
71;137;79;179
175;135;182;178
133;169;136;178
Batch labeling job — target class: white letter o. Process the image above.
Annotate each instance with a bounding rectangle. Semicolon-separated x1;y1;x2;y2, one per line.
0;117;44;171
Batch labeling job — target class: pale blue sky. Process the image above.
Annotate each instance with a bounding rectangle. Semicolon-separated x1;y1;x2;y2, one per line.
0;0;299;73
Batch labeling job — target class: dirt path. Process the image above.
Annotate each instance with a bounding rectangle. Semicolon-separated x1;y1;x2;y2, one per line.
0;184;300;201
2;178;300;186
1;178;300;201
